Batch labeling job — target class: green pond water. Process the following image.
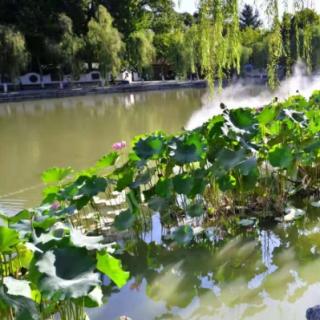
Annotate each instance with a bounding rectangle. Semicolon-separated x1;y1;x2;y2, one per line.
0;89;204;209
1;88;320;320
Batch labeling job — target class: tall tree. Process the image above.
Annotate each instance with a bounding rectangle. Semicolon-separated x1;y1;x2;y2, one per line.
127;29;156;74
0;25;28;81
240;4;262;30
86;5;124;78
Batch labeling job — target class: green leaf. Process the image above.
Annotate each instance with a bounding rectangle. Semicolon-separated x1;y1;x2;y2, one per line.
229;108;257;130
173;226;194;245
218;175;237;192
187;203;204;218
216;148;246;170
268;145;294;169
0;286;40;320
257;106;278;125
70;229;113;251
173;174;194;195
95;152;119;169
148;196;170;212
169;132;207;164
32;247;99;300
134;135;166;160
236;158;257;176
8;210;31;225
113;210;136;230
41;167;73;184
85;286;104;307
96;251;129;288
0;226;20;253
155;178;174;198
3;277;32;300
131;169;154;189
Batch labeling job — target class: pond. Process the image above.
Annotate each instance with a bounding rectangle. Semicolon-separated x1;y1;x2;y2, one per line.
0;89;205;209
1;87;320;320
88;204;320;320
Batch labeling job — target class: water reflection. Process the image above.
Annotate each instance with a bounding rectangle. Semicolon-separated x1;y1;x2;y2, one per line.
0;89;205;207
88;206;320;320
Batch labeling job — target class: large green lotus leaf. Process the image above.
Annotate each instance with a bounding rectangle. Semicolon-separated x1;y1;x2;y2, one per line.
33;247;99;300
0;285;40;320
32;216;58;231
116;167;134;191
134;135;166;160
190;172;208;197
173;174;194;195
96;251;129;288
41;167;73;184
229;108;257;130
242;168;259;190
148;196;170;212
173;225;194;245
95;152;119;169
218;174;237;192
84;286;104;307
113;210;136;230
70;176;108;209
278;109;308;127
6;210;31;225
236;157;257;176
32;223;68;245
3;277;32;300
155;178;174;198
130;168;155;189
268;146;294;169
70;229;114;252
216;148;246;170
169;132;207;164
0;226;20;253
304;139;320;153
76;176;108;197
257;106;278;125
187;203;204;218
9;243;34;274
207;115;225;138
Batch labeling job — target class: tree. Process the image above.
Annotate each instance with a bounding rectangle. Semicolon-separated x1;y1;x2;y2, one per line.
102;0;151;40
57;14;84;77
0;25;28;82
240;4;262;30
86;5;124;78
127;29;156;74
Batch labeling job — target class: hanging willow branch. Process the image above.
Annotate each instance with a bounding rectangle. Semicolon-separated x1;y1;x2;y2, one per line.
197;0;313;89
198;0;241;90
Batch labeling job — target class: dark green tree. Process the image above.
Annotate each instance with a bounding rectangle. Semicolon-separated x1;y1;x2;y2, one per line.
0;25;28;81
240;4;262;30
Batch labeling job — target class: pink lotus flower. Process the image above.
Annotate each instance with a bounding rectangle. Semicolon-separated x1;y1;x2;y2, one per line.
50;202;60;210
112;141;127;151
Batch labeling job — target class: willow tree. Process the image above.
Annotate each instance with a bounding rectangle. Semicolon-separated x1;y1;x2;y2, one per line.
196;0;315;89
86;5;124;79
0;25;28;82
198;0;240;88
184;24;201;78
127;29;156;74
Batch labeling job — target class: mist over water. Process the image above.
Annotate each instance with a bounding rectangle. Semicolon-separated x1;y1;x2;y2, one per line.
187;61;320;129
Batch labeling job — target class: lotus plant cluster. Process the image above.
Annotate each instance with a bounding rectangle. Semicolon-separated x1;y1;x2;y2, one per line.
1;91;320;319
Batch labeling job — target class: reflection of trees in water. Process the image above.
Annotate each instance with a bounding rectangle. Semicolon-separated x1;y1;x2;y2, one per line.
114;215;320;319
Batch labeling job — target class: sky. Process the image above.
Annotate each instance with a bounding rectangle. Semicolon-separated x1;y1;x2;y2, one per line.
174;0;320;15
